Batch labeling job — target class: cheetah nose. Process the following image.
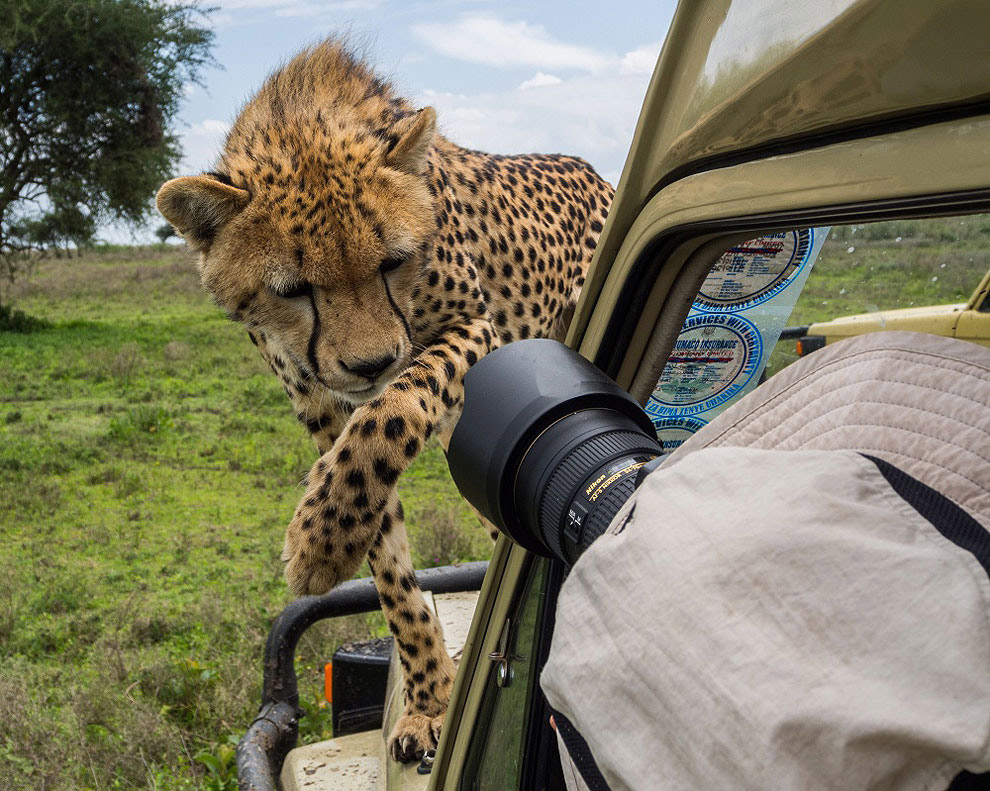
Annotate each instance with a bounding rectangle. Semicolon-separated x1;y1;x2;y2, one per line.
340;354;396;379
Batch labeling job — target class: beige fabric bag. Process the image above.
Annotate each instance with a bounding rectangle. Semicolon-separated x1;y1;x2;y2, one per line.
541;333;990;791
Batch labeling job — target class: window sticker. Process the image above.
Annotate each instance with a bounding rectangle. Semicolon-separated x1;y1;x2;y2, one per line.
649;313;763;415
694;231;813;311
650;415;709;452
647;227;831;450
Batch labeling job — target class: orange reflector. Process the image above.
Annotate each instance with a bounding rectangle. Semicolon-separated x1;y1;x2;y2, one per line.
796;339;805;357
324;662;333;704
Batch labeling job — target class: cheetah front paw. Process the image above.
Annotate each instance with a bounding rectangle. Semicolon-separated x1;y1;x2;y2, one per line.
387;711;445;763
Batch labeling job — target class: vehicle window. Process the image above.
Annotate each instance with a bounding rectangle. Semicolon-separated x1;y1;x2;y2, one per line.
646;214;990;451
462;559;550;791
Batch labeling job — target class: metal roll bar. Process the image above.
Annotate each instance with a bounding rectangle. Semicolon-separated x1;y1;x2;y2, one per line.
237;561;490;791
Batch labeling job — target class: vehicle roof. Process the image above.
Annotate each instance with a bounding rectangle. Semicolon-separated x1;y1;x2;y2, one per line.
612;0;990;218
570;0;990;376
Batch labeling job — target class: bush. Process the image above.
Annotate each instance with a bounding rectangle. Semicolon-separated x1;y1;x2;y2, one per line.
410;503;477;567
107;406;173;442
0;303;51;333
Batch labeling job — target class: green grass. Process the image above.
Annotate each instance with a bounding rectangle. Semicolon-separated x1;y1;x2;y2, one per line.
794;217;989;323
0;248;487;791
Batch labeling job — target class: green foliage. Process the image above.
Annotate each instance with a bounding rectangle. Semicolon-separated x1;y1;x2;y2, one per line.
156;223;179;244
297;687;336;745
0;0;215;297
409;502;478;568
107;405;173;442
194;740;238;791
790;217;988;325
8;205;96;251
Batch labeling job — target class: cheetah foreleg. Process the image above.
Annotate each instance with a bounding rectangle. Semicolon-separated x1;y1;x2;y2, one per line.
281;318;497;595
366;493;457;761
280;319;497;759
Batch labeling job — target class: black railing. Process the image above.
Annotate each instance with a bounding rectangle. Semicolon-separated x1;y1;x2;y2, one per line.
237;561;490;791
779;325;809;340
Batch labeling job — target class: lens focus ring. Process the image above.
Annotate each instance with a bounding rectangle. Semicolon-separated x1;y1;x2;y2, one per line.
539;429;658;561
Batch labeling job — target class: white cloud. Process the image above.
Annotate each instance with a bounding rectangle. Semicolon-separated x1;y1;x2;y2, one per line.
188;119;231;137
407;18;664;184
210;0;380;21
179;119;232;173
412;15;613;73
419;70;653;188
518;72;562;90
213;0;376;10
414;39;663;185
620;41;663;75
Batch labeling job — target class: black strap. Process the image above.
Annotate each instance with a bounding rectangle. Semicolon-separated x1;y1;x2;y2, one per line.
551;709;612;791
862;455;990;580
863;455;990;790
948;770;990;790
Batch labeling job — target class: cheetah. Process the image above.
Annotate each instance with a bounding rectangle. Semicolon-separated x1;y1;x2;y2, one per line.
156;39;613;761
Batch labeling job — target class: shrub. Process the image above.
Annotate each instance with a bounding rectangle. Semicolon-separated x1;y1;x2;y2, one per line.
0;303;51;333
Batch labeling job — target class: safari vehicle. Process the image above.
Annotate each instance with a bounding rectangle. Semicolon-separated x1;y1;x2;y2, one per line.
236;0;990;788
790;266;990;357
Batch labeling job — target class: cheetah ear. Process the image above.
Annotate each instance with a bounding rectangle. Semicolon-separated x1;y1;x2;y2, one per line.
156;175;250;252
385;107;437;176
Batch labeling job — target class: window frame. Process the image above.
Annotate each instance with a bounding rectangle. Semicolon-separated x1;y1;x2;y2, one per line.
568;115;990;395
457;557;561;791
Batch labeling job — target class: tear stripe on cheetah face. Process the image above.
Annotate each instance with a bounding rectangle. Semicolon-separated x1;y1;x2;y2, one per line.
156;38;614;762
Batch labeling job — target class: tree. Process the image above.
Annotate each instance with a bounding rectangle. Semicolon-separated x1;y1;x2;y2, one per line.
155;222;178;244
0;0;214;299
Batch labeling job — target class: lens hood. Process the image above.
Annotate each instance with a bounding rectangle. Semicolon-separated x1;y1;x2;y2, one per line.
448;339;657;551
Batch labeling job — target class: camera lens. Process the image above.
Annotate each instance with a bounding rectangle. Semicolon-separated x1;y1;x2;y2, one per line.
448;340;662;563
516;408;660;563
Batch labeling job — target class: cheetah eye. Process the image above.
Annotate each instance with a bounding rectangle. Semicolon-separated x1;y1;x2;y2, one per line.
379;255;406;274
270;281;311;300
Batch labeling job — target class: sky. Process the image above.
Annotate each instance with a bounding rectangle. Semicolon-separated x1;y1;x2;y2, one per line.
120;0;678;242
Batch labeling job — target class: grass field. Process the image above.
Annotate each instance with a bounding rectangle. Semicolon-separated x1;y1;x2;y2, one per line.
0;215;986;789
0;247;488;790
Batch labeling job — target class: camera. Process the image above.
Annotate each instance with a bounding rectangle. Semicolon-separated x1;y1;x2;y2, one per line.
448;339;663;564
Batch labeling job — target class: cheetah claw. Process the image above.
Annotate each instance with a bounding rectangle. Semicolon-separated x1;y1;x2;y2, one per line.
387;711;445;763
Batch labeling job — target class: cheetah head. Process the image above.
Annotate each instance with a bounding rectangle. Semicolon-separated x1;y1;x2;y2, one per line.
156;106;438;405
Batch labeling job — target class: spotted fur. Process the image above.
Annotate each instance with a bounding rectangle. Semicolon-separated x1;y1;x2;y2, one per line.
156;39;612;761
